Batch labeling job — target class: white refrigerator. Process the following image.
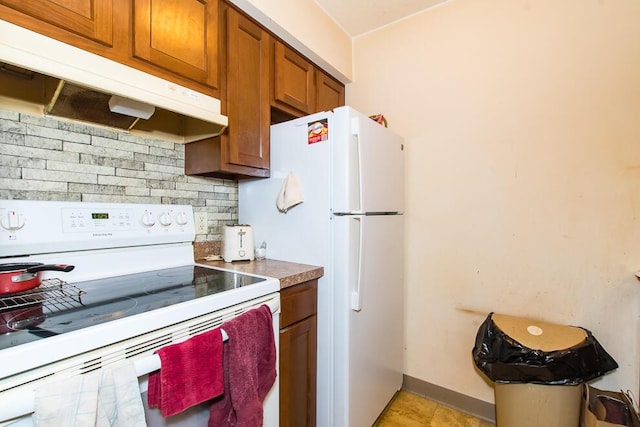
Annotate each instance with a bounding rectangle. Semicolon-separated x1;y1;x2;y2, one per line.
239;106;404;427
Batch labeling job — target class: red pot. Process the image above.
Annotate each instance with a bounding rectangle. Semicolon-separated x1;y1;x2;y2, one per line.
0;263;75;295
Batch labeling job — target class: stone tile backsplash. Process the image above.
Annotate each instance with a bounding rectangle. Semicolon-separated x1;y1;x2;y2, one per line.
0;109;237;243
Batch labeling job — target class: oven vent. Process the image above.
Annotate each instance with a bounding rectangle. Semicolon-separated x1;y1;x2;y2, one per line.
0;294;278;395
79;357;104;375
188;316;225;336
124;334;174;360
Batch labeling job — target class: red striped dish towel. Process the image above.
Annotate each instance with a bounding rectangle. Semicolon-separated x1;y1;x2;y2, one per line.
148;327;224;417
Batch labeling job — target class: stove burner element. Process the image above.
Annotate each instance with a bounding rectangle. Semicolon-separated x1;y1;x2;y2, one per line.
1;304;45;332
46;297;139;333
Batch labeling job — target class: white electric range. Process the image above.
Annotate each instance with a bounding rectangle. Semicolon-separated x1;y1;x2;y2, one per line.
0;199;280;426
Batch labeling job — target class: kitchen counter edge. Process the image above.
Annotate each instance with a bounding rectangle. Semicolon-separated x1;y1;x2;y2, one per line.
197;258;324;289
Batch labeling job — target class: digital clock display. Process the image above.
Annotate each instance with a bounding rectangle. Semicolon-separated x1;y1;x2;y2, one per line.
92;213;109;220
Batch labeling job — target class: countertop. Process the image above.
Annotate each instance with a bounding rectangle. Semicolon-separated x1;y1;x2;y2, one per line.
196;258;324;289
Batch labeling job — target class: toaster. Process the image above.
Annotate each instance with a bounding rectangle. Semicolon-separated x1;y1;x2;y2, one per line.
222;224;255;262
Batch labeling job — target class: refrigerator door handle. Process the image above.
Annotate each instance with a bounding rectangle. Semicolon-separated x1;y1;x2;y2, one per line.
352;116;363;212
350;217;365;311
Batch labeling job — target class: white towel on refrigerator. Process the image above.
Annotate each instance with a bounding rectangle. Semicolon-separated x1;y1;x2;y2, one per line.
33;361;146;427
276;172;304;213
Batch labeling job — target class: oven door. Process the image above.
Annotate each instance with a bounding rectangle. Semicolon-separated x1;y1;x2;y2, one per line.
0;293;280;427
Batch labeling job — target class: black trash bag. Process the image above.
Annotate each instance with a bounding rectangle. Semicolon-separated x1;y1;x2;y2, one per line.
472;312;618;385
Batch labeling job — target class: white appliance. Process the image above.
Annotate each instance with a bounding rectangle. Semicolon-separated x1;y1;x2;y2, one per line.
0;20;227;142
223;224;255;262
0;200;279;426
239;106;405;427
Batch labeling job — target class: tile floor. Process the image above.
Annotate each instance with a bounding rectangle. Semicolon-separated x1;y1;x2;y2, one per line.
374;390;495;427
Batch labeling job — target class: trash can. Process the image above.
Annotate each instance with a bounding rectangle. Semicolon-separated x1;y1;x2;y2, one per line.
472;313;618;427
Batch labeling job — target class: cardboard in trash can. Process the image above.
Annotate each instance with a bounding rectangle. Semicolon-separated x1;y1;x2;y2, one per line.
492;314;587;351
492;314;589;427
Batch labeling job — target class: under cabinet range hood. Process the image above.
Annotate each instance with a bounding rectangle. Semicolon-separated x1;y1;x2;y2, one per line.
0;20;227;143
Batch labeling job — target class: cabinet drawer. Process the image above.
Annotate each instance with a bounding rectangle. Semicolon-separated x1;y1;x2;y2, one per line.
280;280;317;329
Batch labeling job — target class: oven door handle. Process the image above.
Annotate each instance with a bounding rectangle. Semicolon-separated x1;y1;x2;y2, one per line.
134;328;229;377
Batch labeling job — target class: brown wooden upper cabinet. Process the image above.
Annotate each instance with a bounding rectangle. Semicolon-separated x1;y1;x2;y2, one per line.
272;41;316;116
223;6;270;173
316;70;346;113
184;4;270;179
132;0;219;89
0;0;219;95
0;0;114;46
271;39;346;120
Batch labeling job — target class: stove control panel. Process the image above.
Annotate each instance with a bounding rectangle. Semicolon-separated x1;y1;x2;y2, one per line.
0;200;195;257
61;207;135;232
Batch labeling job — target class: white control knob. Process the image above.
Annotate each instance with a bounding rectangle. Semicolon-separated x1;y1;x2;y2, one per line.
1;210;25;230
141;211;156;227
175;211;189;226
159;211;172;226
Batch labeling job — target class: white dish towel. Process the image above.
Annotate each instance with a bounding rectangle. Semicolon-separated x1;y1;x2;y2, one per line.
33;361;146;427
276;172;304;213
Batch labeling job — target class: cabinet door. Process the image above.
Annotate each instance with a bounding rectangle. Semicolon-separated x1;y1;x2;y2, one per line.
132;0;218;88
316;70;346;112
273;41;316;115
280;315;317;427
184;6;270;178
0;0;113;46
224;7;270;171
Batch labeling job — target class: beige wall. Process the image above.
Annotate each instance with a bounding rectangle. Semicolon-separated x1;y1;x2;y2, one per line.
350;0;640;403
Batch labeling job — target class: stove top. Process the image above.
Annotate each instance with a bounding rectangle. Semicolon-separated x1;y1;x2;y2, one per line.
0;265;266;349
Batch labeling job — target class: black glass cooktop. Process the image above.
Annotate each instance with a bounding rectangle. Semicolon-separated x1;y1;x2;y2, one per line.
0;265;265;349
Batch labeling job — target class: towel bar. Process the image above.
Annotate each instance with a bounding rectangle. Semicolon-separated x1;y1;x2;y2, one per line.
134;328;229;377
0;330;230;424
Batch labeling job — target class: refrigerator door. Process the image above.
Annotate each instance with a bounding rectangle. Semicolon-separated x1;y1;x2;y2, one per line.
333;213;404;427
333;107;404;214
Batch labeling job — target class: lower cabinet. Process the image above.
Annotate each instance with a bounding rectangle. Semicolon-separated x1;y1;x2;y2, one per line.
279;280;317;427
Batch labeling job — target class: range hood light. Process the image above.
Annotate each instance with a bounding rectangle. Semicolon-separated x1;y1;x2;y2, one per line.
108;95;155;119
